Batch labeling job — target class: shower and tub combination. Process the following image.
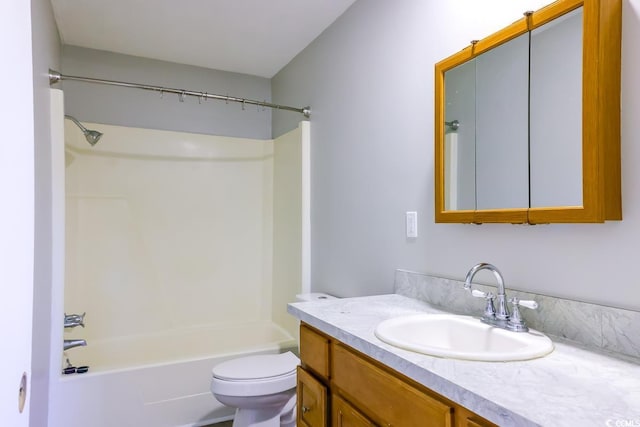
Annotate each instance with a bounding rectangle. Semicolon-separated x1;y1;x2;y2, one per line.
48;83;311;427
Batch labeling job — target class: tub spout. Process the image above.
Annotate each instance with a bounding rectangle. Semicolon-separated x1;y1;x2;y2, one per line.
63;339;87;351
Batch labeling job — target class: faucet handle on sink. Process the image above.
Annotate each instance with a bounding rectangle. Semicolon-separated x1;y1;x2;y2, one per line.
471;289;488;298
471;290;497;320
514;299;538;310
507;297;538;332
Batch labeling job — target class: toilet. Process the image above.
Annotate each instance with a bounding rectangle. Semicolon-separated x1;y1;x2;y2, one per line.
210;351;300;427
211;293;336;426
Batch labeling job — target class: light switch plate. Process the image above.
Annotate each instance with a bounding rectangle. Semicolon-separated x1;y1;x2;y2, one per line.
406;211;418;238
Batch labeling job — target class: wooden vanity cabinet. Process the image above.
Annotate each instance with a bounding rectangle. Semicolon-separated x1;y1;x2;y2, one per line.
297;323;497;427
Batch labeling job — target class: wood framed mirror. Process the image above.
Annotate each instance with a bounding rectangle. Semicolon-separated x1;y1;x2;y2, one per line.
434;0;621;224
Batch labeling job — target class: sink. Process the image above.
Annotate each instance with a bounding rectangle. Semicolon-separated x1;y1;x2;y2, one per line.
374;314;554;362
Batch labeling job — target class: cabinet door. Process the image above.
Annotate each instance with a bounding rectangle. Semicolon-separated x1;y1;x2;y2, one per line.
333;395;375;427
297;366;327;427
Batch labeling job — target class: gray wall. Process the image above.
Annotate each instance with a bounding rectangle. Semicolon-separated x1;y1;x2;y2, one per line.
61;46;272;139
272;0;640;311
31;0;61;425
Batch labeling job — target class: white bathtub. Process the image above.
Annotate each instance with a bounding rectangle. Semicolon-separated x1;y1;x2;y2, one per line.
50;321;296;427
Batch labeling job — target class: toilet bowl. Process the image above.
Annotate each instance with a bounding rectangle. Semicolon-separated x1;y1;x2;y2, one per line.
211;352;300;427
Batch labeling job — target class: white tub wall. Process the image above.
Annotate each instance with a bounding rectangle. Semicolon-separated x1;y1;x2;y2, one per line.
48;89;67;406
272;121;311;338
261;139;275;323
64;123;276;344
69;321;295;372
31;2;62;423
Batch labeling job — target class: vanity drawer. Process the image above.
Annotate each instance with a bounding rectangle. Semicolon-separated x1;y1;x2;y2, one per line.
300;324;330;378
332;343;454;427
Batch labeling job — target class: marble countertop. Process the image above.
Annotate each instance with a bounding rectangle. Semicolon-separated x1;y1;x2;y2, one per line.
288;294;640;427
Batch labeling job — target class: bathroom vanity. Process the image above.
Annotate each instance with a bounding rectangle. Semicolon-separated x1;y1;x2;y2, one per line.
297;323;495;427
289;294;640;426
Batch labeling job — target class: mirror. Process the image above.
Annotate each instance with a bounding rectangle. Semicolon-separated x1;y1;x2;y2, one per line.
435;0;621;224
529;8;583;208
444;33;529;211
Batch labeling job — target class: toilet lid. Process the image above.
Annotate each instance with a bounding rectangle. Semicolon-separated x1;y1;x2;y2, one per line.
212;352;300;381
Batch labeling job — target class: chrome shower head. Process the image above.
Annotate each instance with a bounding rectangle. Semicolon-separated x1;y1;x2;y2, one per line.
83;130;103;146
64;115;103;146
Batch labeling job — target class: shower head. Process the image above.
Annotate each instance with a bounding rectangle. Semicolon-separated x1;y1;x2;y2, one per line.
64;115;103;146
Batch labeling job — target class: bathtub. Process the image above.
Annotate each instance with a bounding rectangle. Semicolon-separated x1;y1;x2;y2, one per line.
49;321;297;427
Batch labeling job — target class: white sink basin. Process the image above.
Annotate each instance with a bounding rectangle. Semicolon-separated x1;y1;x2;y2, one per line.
375;314;554;362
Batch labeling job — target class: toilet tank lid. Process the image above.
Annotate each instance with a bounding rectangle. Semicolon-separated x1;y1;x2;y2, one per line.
212;351;300;381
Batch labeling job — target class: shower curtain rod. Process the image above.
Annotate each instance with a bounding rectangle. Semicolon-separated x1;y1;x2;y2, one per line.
48;69;311;118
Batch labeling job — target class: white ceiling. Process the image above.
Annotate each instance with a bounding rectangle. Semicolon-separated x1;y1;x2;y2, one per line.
50;0;357;78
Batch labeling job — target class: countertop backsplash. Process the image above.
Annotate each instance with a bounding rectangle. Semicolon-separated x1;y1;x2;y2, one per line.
394;269;640;360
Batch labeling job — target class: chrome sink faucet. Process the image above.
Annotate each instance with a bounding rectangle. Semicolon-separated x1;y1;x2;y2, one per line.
464;263;538;332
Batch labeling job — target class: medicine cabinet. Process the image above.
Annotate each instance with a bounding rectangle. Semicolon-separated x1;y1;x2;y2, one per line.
434;0;621;223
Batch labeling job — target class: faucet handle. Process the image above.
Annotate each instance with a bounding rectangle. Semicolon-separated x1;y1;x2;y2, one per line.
507;297;537;332
515;299;538;310
471;290;496;320
471;289;489;298
64;312;86;328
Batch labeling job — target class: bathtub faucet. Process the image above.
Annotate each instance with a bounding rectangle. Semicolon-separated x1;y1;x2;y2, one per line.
63;339;87;351
64;312;86;328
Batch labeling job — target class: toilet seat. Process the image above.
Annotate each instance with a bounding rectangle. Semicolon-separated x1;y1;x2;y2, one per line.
213;352;299;381
211;352;300;397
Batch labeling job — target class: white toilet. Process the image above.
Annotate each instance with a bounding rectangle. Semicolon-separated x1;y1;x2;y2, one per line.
210;351;300;427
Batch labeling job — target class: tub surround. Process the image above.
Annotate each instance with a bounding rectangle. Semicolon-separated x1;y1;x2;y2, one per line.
56;117;309;427
63;120;308;350
288;295;640;426
395;269;640;360
64;122;278;344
